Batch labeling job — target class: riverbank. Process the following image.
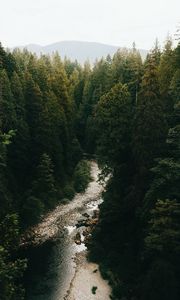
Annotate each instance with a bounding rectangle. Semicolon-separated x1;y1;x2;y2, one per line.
65;251;111;300
22;161;111;300
21;161;103;247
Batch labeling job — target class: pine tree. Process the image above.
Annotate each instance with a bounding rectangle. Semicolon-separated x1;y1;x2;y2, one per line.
0;214;27;300
8;72;30;188
95;82;132;168
159;38;174;96
142;199;180;300
0;69;17;132
158;38;175;126
142;101;180;214
133;52;167;171
0;131;12;217
24;72;44;167
32;153;57;209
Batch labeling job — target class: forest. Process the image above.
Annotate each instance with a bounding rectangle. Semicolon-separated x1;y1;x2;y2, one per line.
0;38;180;299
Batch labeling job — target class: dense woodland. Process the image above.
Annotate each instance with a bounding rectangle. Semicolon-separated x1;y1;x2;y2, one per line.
89;40;180;300
0;38;179;299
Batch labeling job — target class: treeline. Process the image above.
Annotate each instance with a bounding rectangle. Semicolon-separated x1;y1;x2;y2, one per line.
88;39;180;299
0;44;91;299
0;39;179;299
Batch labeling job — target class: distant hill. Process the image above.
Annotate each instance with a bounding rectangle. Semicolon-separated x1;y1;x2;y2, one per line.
14;41;148;63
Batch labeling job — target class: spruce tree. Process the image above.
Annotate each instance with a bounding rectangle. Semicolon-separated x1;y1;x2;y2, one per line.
32;153;57;209
133;52;167;171
0;69;17;133
95;82;132;168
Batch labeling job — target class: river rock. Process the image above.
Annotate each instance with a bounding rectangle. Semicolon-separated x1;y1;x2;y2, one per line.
74;232;81;245
93;210;99;218
83;212;90;218
76;219;89;228
82;227;92;236
86;218;98;226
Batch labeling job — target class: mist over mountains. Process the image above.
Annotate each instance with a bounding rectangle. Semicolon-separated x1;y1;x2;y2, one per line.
15;41;148;63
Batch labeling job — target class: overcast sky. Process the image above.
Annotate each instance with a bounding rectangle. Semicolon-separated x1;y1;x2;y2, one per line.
0;0;179;49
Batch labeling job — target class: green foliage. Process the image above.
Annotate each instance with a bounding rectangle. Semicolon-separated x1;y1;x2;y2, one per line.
89;42;180;300
142;260;179;300
0;131;13;218
73;160;91;192
0;214;20;252
0;40;180;299
111;47;143;100
0;43;84;299
133;51;167;170
21;196;44;227
145;199;180;256
95;82;132;167
170;69;180;104
0;215;27;300
143;114;180;214
67;137;83;172
0;247;27;300
0;69;17;132
63;184;75;200
21;152;66;227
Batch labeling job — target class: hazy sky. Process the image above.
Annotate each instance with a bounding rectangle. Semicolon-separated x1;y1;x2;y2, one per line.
0;0;179;49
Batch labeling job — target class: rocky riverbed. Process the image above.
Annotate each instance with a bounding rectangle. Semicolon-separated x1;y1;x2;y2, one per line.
22;161;111;300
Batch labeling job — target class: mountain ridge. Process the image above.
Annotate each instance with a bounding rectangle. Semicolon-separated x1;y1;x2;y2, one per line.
14;40;148;63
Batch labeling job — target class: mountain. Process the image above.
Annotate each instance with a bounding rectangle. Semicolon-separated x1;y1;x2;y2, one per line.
14;41;148;63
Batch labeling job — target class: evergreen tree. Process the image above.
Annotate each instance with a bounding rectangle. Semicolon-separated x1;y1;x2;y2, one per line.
32;153;57;209
8;72;30;189
24;72;44;168
0;214;27;300
143;100;180;214
0;69;17;133
0;131;12;217
133;52;167;171
142;199;180;300
95;82;132;167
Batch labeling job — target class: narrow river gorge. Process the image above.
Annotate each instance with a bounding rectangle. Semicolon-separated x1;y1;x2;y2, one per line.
21;161;111;300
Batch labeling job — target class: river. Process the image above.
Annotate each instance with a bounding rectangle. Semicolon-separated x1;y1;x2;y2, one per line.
22;161;111;300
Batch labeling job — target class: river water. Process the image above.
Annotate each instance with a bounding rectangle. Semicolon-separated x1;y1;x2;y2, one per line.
22;161;111;300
